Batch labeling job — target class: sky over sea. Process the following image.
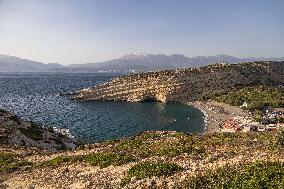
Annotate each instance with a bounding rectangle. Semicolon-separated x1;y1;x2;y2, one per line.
0;0;283;65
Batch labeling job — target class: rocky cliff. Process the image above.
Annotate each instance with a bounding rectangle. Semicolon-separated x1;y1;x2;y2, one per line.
0;109;78;151
71;61;284;102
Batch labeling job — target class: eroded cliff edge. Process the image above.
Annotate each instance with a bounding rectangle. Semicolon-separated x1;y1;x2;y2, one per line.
71;62;284;102
0;109;78;151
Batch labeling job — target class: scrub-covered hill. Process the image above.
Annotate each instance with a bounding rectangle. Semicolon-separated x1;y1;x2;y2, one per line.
1;110;283;188
71;61;284;103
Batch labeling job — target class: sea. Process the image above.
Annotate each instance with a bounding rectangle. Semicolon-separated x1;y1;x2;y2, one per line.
0;73;205;143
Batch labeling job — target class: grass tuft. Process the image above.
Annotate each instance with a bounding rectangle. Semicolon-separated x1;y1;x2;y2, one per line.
83;153;135;168
43;153;135;168
271;129;284;150
45;156;73;166
18;126;43;141
116;139;142;151
9;115;21;124
154;146;192;157
128;161;183;179
0;152;32;173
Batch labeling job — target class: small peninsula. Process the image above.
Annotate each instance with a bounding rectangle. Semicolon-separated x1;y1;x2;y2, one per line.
71;61;283;102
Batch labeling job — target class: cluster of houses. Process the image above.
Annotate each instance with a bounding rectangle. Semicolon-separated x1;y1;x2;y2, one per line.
221;108;284;133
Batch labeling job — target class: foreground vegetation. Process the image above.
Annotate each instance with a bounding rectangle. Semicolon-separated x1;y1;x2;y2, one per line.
128;161;183;179
0;152;32;173
1;130;284;188
110;131;284;159
44;152;135;168
121;161;183;186
178;161;284;189
208;86;284;111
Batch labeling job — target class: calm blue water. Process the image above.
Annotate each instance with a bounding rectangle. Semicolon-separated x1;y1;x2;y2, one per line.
0;73;205;143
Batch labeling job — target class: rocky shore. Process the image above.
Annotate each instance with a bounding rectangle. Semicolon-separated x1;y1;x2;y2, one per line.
0;109;78;152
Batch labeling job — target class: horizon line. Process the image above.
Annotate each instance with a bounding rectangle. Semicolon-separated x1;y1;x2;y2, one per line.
1;52;284;66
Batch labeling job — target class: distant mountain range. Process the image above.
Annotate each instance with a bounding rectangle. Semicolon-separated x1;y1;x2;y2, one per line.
0;53;283;73
0;54;64;72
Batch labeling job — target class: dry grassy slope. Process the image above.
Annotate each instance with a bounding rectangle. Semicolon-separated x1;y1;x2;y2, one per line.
71;61;284;102
1;110;283;188
1;131;284;188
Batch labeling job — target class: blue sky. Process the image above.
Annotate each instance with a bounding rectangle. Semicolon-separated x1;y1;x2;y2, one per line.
0;0;283;64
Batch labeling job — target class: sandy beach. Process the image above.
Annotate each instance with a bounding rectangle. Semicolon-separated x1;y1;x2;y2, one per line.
187;100;250;133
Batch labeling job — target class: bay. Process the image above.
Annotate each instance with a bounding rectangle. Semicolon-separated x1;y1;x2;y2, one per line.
0;73;205;143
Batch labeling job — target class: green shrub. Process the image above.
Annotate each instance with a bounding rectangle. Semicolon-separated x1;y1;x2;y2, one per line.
10;115;21;124
47;127;54;133
116;139;142;151
53;138;68;150
277;117;284;123
18;127;43;141
128;161;183;179
115;132;204;158
0;152;32;172
210;86;284;111
138;132;162;140
45;156;73;166
83;153;135;168
75;140;86;150
0;152;16;166
42;153;134;168
53;138;64;145
271;129;284;149
0;109;7;115
178;161;284;189
154;146;192;157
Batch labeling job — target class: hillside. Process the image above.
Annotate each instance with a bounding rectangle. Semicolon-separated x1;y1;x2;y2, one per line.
1;69;284;188
71;61;284;102
1;113;284;188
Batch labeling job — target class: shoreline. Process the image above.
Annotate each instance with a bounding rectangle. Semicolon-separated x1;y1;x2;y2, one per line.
187;100;251;134
2;100;245;144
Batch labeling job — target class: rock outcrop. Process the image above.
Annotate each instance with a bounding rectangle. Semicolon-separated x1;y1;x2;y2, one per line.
71;61;284;102
0;109;77;151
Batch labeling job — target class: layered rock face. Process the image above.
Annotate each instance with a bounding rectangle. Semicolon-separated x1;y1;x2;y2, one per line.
71;62;284;103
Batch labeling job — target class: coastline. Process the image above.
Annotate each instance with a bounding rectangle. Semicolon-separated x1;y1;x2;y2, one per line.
187;100;250;133
2;110;283;188
1;105;283;188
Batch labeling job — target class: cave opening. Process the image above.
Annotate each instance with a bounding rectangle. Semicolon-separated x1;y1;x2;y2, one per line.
141;96;161;102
